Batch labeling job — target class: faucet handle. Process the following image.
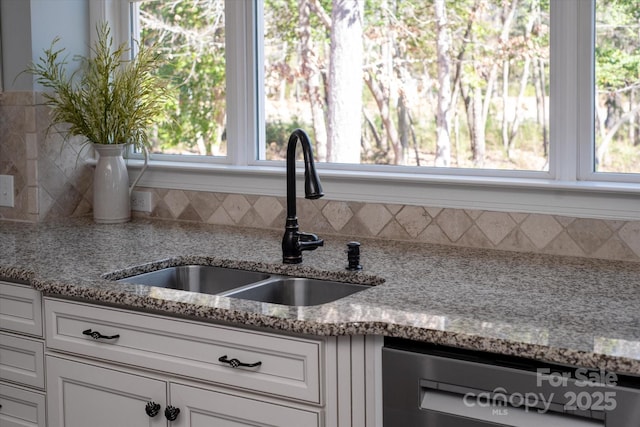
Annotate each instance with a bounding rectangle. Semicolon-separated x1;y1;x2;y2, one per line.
297;232;324;251
297;231;320;242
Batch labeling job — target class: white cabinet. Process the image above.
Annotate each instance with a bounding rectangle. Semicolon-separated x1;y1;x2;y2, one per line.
0;281;43;336
0;281;46;427
0;383;46;427
44;298;321;403
44;298;325;427
169;383;319;427
46;356;166;427
47;354;320;427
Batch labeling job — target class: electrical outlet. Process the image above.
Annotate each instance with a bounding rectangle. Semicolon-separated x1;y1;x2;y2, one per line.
131;190;152;212
0;175;15;208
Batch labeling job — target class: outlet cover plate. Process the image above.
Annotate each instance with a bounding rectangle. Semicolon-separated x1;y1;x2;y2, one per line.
0;175;15;208
131;190;152;212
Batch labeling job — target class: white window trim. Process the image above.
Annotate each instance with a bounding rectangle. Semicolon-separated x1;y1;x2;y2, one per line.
95;0;640;220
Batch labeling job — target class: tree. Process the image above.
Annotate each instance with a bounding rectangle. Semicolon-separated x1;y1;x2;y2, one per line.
140;0;226;156
434;0;452;166
133;0;561;171
594;0;640;169
327;0;364;163
299;0;329;161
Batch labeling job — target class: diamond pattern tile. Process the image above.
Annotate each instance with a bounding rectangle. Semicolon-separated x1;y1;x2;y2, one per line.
566;218;613;255
164;189;189;218
475;211;517;245
543;231;585;258
357;203;392;235
396;206;430;237
618;222;640;257
253;196;284;227
187;190;219;221
436;209;473;242
520;214;563;249
322;201;354;231
222;194;251;224
208;206;235;225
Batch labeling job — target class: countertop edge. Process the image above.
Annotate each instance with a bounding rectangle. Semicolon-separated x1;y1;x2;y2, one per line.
4;266;638;377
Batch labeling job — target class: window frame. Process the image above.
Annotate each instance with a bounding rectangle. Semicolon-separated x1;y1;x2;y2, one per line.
92;0;640;221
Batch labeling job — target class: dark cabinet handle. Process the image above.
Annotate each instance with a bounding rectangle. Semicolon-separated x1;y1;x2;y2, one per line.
164;405;180;421
218;355;262;368
145;402;161;417
82;329;120;340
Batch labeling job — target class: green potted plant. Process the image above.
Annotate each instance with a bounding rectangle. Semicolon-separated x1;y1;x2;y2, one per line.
25;23;170;223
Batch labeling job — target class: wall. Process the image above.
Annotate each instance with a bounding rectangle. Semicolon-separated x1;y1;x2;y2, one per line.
0;0;95;221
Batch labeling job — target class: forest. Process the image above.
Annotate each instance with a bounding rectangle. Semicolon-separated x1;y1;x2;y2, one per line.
138;0;640;173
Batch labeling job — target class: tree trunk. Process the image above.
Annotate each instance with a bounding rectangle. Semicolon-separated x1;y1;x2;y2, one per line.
507;5;537;153
507;55;532;151
299;0;328;161
434;0;452;167
597;104;640;167
461;0;518;166
450;0;480;167
398;95;410;162
328;0;363;163
630;89;637;145
364;70;401;164
534;57;548;157
473;86;486;167
502;59;510;151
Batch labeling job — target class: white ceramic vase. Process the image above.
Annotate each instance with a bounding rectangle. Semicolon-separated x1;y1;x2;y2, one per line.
92;144;148;224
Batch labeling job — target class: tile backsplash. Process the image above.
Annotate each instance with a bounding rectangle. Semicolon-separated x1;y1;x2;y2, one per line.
133;187;640;262
0;92;92;222
3;91;640;262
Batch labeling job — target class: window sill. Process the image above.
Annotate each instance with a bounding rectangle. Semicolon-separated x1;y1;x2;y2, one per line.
123;160;640;220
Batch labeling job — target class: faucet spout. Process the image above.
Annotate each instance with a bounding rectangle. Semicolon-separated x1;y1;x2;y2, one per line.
282;129;324;264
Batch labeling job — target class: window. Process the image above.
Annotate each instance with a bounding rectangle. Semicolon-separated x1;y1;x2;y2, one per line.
594;0;640;175
132;0;227;159
110;0;640;219
262;0;550;172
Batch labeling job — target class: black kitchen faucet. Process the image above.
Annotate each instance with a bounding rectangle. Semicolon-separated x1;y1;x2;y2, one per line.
281;129;324;264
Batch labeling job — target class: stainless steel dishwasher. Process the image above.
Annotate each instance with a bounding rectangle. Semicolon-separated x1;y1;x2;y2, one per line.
383;338;640;426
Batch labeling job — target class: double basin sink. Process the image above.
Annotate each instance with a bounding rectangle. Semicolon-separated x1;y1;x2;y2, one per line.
117;265;370;306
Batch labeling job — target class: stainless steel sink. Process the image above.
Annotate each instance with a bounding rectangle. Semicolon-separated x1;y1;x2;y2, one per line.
223;277;371;306
116;265;371;306
117;265;271;294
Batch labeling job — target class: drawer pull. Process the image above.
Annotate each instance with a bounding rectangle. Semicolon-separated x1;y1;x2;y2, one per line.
164;405;180;421
145;402;161;417
218;355;262;369
82;329;120;341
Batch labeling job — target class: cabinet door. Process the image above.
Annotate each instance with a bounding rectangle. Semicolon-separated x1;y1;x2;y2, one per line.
46;356;167;427
170;383;320;427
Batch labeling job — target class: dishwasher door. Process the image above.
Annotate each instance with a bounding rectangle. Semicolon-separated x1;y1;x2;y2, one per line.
382;342;640;427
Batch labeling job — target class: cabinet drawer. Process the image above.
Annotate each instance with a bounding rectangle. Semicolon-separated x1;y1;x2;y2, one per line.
45;298;322;403
0;383;46;427
0;282;42;336
0;332;45;389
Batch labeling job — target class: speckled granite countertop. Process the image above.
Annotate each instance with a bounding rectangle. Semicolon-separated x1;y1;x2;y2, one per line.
1;217;639;376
